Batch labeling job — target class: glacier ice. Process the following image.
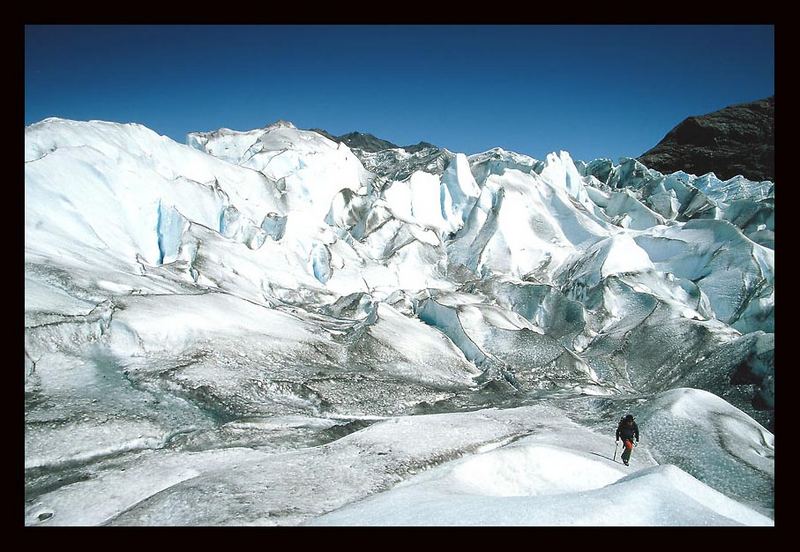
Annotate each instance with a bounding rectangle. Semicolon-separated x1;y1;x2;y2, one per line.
25;117;774;525
635;388;773;517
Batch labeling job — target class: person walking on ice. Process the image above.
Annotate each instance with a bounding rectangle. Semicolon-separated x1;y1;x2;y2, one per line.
616;414;639;466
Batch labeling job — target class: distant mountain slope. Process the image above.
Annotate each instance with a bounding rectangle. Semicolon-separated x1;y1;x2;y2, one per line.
638;97;774;182
309;129;399;152
309;128;441;154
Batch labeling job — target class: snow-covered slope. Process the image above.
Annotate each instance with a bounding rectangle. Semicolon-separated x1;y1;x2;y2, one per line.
25;118;774;526
310;407;772;526
25;405;772;526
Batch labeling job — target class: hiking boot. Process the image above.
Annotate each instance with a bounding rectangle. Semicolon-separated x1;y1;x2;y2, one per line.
623;460;629;466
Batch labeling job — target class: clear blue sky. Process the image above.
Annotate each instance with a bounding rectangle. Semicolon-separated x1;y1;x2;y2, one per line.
25;25;774;162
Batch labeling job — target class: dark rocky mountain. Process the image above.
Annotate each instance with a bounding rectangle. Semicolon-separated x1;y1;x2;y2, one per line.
309;129;447;181
310;129;399;152
336;132;401;152
404;141;438;154
309;129;441;155
638;97;774;182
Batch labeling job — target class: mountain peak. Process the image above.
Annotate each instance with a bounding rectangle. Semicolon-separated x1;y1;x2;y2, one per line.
265;119;297;130
308;128;444;154
402;141;438;154
333;131;400;152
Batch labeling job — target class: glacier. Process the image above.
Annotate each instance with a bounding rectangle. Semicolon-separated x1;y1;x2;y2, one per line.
24;117;774;525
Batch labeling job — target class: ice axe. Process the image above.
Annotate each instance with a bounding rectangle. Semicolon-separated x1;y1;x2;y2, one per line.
613;440;619;462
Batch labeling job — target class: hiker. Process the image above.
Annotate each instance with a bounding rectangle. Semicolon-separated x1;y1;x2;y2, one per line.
616;414;639;466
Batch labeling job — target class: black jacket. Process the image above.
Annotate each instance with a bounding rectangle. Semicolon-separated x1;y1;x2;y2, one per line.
616;420;639;442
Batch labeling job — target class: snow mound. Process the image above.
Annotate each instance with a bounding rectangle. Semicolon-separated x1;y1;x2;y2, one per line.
310;444;772;526
446;443;624;496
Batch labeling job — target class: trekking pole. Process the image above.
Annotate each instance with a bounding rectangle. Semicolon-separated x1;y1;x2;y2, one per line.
613;441;618;462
